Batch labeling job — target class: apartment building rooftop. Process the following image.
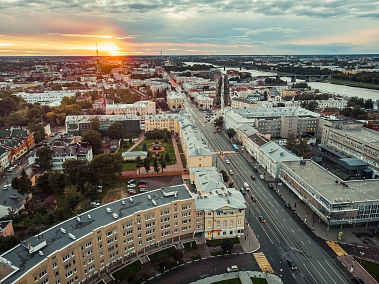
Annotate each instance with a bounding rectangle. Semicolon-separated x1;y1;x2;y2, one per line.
0;184;192;284
229;106;319;119
337;127;379;144
65;114;140;123
194;188;246;211
281;160;379;204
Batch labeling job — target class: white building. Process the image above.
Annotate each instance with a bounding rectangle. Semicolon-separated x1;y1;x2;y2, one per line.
15;90;83;106
105;101;156;116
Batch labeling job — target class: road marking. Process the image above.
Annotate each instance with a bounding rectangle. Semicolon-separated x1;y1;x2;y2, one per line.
301;241;304;245
323;259;346;284
317;260;337;284
308;240;311;245
253;252;274;273
292;229;294;233
282;219;286;222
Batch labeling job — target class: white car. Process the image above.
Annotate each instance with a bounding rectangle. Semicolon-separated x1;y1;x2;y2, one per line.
127;184;136;188
227;265;238;272
225;159;230;164
259;174;264;180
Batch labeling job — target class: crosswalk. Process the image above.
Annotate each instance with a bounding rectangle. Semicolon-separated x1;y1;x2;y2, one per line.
253;252;274;273
326;241;348;256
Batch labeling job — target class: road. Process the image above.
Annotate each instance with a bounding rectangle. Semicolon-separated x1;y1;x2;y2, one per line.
180;99;352;283
146;254;259;284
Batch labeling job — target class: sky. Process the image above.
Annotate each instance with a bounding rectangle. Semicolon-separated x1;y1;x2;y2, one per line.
0;0;379;56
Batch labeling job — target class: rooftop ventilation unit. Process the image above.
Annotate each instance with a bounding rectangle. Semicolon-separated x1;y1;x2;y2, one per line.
152;199;157;206
113;213;118;219
106;208;112;213
60;228;66;234
69;233;76;240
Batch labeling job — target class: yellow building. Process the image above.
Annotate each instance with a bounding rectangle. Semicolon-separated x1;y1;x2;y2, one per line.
282;90;298;97
144;114;180;133
167;90;185;111
0;185;195;284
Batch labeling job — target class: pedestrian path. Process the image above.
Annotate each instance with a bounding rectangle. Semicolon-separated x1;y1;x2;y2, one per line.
326;241;348;256
253;252;274;273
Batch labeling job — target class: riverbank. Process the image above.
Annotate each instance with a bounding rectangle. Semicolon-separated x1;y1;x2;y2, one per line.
322;78;379;91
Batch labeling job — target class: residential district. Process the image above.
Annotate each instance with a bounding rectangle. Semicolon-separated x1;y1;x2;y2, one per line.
0;55;379;284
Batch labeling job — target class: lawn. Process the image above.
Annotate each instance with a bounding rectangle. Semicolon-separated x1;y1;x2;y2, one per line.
122;162;137;171
158;259;184;273
183;241;198;251
355;257;379;282
211;279;242;284
148;246;176;264
251;278;268;284
112;260;143;282
206;238;240;247
132;139;177;165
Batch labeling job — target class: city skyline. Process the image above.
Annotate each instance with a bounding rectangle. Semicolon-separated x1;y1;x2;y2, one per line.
0;0;379;56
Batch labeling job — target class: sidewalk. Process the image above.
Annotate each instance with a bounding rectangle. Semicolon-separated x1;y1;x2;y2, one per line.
240;220;260;253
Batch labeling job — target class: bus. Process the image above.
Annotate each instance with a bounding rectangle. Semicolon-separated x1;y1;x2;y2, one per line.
232;144;239;152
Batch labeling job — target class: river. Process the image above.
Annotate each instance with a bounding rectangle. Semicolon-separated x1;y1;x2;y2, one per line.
184;62;379;101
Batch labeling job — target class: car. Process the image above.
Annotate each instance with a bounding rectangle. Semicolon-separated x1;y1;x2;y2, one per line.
250;196;257;202
225;159;230;164
258;216;266;223
287;259;298;270
138;180;147;185
127;184;136;188
128;179;135;184
240;188;246;195
229;169;233;175
138;184;148;188
351;277;364;284
3;184;9;190
285;202;291;208
90;201;100;207
139;188;149;193
226;265;238;273
268;183;273;189
259;174;264;180
7;168;12;172
253;167;258;172
128;189;137;195
250;175;255;180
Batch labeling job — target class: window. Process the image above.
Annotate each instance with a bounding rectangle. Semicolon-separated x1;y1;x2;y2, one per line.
62;254;70;262
53;263;58;269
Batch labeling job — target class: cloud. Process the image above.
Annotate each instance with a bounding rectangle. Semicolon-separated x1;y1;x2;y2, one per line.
233;27;302;36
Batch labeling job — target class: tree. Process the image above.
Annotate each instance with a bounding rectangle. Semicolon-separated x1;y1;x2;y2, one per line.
34;172;51;192
90;118;100;132
0;236;20;253
159;156;166;173
35;146;52;171
226;128;236;139
303;100;319;111
17;169;32;194
63;185;83;210
163;133;168;142
48;171;66;193
142;143;147;151
143;157;151;173
172;249;183;262
90;153;124;185
164;152;171;162
285;134;297;154
11;177;20;189
214;116;224;127
364;99;374;109
28;122;45;143
135;156;144;174
62;159;87;190
82;130;103;155
219;170;229;182
108;122;124;140
153;156;160;173
221;239;233;253
276;102;286;107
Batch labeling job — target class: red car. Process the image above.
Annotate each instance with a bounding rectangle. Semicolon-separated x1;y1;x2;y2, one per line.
128;189;137;195
250;175;256;180
138;185;148;188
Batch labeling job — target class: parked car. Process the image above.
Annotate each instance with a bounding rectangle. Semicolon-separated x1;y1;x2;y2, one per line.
3;184;9;190
259;174;264;180
138;184;148;188
258;216;266;223
250;175;255;180
128;179;135;184
226;265;238;272
127;184;136;188
128;189;137;195
250;196;257;202
240;188;246;195
285;202;291;208
287;259;298;270
253;167;258;172
268;183;274;189
138;180;147;185
139;188;149;193
225;159;230;164
229;169;233;175
90;201;100;207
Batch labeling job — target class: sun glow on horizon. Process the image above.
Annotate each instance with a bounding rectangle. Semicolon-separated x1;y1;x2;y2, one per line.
98;42;125;56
